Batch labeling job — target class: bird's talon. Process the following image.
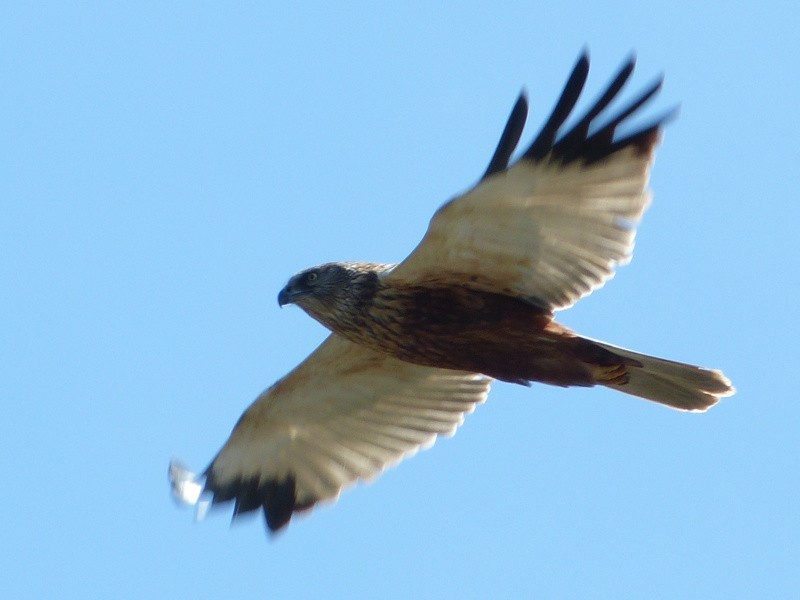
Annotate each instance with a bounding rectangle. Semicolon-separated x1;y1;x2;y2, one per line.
595;364;630;386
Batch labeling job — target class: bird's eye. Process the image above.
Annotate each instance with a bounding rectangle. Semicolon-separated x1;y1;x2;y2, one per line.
306;272;318;283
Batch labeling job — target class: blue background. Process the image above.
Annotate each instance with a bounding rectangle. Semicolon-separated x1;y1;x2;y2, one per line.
3;3;797;598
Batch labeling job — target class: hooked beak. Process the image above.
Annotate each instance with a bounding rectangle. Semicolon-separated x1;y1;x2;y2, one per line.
277;283;298;307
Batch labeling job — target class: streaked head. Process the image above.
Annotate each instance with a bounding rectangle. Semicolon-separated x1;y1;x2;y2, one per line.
277;263;355;310
277;262;395;332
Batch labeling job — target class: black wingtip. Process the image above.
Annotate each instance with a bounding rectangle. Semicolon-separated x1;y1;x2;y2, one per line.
482;91;529;180
520;51;671;166
621;50;637;71
608;105;679;158
204;467;315;535
577;47;590;68
523;52;591;161
262;477;299;532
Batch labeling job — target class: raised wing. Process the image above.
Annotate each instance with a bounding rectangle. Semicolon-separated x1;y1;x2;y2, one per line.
172;334;491;533
386;52;673;311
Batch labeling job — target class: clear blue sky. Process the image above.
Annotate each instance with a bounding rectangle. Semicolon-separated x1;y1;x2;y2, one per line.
2;3;798;598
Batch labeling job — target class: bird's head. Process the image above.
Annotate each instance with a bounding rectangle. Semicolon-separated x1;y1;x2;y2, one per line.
278;262;389;327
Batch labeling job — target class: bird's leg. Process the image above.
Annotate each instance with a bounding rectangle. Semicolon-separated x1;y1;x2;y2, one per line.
593;364;630;386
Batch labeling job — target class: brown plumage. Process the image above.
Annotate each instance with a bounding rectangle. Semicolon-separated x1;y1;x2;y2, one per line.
171;52;734;535
278;261;731;410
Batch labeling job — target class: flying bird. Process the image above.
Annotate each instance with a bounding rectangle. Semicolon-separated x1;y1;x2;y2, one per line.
171;52;734;534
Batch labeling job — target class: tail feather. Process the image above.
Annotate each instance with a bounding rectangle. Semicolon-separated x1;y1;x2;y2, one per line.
591;341;735;411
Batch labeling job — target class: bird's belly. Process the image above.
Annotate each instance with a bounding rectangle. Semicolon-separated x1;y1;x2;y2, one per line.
341;309;586;386
329;287;621;386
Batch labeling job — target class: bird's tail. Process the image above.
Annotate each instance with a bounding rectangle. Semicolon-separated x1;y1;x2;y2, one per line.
590;340;735;411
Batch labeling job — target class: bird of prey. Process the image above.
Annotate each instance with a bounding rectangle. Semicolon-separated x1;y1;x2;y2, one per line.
171;52;734;534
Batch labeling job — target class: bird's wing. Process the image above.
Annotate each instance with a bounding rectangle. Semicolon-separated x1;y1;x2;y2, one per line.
385;52;673;311
174;334;490;533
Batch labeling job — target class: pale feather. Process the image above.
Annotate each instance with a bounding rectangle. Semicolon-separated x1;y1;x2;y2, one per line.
385;142;655;311
202;334;490;514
